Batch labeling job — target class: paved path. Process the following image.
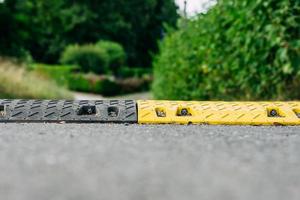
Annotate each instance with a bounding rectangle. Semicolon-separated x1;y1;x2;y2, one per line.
0;124;300;200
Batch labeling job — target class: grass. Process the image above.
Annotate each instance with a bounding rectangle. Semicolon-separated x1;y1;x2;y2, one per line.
31;63;153;96
30;63;76;86
0;59;73;99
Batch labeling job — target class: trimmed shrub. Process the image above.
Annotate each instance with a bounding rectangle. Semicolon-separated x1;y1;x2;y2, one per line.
31;63;152;96
117;67;152;78
60;44;109;74
153;0;300;100
67;72;152;96
94;78;119;96
31;63;77;87
117;76;152;94
68;73;93;93
97;41;126;75
67;73;119;96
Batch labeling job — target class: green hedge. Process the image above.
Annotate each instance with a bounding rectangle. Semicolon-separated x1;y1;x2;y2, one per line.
67;73;93;93
60;44;109;74
32;63;76;86
32;63;152;96
69;73;151;96
94;78;119;96
97;41;126;75
153;0;300;100
117;67;152;78
68;74;118;96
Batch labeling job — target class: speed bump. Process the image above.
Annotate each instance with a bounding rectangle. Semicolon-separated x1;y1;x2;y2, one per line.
0;99;300;125
137;100;300;126
0;99;137;123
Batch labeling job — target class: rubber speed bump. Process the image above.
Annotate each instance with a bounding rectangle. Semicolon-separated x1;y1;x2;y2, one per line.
137;100;300;126
1;99;300;125
0;99;137;123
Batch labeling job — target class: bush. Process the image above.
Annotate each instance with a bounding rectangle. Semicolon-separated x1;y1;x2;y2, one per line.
31;63;77;86
117;67;152;78
94;78;119;96
60;44;109;74
97;41;126;75
30;63;152;96
0;59;73;99
153;0;300;100
67;72;152;96
68;73;93;93
67;73;118;96
117;77;152;94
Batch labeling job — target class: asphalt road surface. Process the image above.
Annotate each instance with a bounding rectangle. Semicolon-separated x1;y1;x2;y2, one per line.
0;124;300;200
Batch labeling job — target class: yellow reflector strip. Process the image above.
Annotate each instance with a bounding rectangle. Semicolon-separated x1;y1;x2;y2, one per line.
137;100;300;126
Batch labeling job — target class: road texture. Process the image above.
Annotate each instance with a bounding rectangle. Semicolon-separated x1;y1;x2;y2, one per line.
0;124;299;200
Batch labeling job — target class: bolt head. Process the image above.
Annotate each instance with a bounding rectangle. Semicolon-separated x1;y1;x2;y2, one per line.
270;110;278;117
180;108;189;116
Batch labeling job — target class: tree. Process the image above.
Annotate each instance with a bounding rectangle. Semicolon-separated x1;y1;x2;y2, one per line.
0;0;179;67
0;0;30;58
61;0;179;67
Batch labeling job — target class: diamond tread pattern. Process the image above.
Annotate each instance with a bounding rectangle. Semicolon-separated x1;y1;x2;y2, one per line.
137;100;300;126
0;100;137;123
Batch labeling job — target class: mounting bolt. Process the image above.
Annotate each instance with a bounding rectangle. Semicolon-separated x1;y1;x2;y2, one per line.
180;108;189;116
270;109;278;117
87;108;93;114
156;110;166;117
77;105;96;116
109;111;117;117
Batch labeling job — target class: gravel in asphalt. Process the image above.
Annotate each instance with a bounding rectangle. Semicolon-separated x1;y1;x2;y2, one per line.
0;124;299;200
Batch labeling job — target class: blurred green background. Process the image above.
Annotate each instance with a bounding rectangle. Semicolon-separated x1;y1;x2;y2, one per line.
0;0;299;100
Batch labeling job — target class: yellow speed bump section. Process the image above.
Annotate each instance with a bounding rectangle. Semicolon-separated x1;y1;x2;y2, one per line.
137;100;300;126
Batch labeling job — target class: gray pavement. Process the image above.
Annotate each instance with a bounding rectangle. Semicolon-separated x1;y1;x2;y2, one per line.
0;124;300;200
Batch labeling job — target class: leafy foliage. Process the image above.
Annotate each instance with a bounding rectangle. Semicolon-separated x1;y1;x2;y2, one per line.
0;0;178;67
0;0;30;58
31;63;77;86
97;41;126;75
93;78;120;96
117;67;152;78
67;73;95;93
60;44;109;74
153;0;300;100
33;64;152;96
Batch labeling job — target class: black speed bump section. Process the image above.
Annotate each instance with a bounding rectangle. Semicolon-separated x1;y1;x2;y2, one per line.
0;100;137;123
